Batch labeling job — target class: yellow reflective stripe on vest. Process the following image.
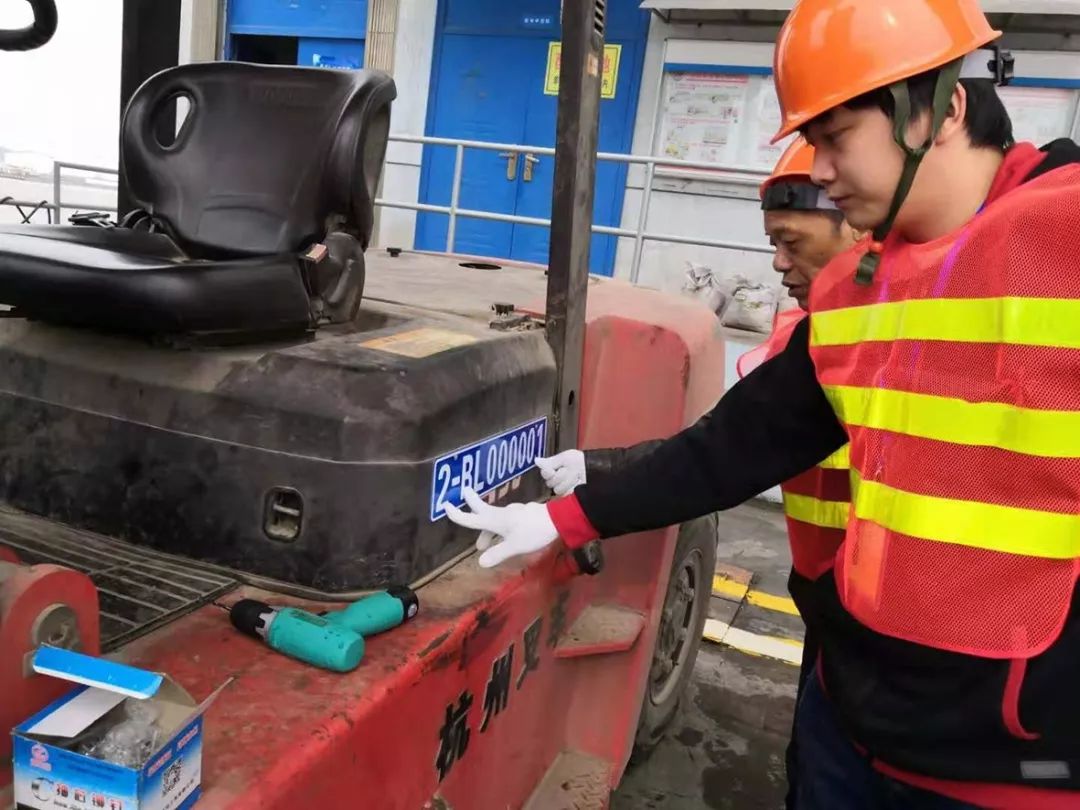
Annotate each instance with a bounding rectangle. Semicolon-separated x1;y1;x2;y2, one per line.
823;385;1080;459
783;491;850;530
818;444;850;469
812;297;1080;349
850;471;1080;559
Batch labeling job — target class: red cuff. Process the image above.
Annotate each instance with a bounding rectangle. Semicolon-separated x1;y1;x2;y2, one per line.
547;495;600;549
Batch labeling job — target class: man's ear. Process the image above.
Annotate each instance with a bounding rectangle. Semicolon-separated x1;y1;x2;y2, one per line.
935;83;968;145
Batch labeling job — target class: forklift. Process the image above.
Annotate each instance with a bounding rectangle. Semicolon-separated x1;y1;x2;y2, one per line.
0;1;727;806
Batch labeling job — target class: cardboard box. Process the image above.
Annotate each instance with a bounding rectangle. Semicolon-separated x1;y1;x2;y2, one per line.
11;647;229;810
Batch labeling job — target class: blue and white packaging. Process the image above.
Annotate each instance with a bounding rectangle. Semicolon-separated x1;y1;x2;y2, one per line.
12;647;230;810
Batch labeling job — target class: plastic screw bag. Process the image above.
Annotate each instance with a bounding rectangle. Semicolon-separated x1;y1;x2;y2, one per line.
79;699;161;768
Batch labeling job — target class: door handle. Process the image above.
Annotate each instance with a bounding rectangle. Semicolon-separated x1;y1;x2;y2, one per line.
523;153;540;182
499;151;520;181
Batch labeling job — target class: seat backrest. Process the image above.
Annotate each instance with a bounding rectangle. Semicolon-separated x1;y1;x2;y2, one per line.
121;62;396;258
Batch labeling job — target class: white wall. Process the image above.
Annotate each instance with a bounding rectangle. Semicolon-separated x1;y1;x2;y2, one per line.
618;181;775;296
376;0;438;251
179;0;223;65
611;20;780;295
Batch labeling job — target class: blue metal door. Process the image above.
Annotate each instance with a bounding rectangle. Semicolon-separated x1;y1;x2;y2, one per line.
414;35;541;259
416;0;648;276
510;37;644;273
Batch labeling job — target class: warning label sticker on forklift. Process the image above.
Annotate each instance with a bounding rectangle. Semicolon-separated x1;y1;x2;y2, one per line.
431;417;548;521
361;328;478;358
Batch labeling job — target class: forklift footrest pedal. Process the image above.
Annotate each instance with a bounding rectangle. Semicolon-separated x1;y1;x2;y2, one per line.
552;604;645;659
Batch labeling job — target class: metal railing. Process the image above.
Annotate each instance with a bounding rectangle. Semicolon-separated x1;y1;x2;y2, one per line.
380;133;775;283
0;161;119;224
53;161;119;216
0;196;54;224
2;142;775;282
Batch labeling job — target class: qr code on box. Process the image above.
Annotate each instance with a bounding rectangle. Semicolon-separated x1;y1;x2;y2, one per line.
162;759;182;795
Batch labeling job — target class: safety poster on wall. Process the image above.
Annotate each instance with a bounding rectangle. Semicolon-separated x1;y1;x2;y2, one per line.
657;71;796;173
999;85;1079;148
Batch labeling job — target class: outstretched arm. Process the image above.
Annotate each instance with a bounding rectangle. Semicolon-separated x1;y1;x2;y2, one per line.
447;317;847;566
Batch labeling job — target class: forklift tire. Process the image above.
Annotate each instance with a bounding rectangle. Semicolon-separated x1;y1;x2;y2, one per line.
630;514;717;762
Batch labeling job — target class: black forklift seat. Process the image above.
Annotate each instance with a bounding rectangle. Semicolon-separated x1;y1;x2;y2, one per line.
0;61;396;338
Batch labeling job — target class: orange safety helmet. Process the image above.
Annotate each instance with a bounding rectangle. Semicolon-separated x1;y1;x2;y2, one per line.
761;137;814;192
759;137;833;212
772;0;1001;143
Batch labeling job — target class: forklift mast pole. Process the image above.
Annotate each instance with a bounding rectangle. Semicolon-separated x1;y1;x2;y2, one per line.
118;0;182;216
544;0;605;453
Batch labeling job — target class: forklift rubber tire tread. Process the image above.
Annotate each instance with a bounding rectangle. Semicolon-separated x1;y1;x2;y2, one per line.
630;513;717;763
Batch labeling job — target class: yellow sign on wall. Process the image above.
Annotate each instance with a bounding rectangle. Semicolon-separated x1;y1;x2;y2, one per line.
544;42;622;100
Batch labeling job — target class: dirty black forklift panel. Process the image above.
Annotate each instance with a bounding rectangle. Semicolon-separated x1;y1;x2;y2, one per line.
0;310;553;593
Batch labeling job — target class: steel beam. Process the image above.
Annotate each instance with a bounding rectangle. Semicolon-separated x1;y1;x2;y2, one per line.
118;0;181;216
545;0;606;452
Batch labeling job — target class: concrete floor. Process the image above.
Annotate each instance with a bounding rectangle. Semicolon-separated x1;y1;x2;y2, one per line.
612;500;802;810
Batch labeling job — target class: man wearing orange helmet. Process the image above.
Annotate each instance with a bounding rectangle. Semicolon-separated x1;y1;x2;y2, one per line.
448;1;1080;806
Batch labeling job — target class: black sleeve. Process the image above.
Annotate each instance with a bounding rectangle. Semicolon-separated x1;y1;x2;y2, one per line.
585;438;668;479
584;409;712;479
575;317;847;538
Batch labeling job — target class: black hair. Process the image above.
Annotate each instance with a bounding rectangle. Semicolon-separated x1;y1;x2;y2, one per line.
843;70;1014;151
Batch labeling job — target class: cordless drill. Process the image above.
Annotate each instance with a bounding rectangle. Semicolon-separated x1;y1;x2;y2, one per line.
229;587;419;673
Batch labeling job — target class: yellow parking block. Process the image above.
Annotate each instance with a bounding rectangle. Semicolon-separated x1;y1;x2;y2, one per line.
703;619;803;666
712;575;800;618
711;574;749;602
745;590;800;617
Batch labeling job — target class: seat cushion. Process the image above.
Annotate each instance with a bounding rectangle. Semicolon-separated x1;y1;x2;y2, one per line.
0;225;313;337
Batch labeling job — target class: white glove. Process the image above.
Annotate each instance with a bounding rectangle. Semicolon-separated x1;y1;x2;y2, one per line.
444;487;559;568
535;450;586;496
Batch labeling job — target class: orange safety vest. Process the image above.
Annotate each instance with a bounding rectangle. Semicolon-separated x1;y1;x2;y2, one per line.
738;308;849;582
809;162;1080;659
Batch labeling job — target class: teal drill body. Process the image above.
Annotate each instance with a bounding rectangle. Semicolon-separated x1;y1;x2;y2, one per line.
323;589;416;635
229;587;419;673
264;608;365;672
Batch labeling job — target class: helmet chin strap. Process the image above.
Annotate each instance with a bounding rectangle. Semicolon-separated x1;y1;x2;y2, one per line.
855;57;965;285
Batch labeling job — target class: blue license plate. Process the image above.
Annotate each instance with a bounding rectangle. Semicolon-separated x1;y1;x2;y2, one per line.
430;417;548;521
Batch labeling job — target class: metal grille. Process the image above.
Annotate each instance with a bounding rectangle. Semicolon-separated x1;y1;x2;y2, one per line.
0;506;237;650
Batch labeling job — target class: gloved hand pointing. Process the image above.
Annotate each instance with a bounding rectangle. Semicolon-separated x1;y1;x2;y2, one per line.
535;450;586;496
445;487;559;568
